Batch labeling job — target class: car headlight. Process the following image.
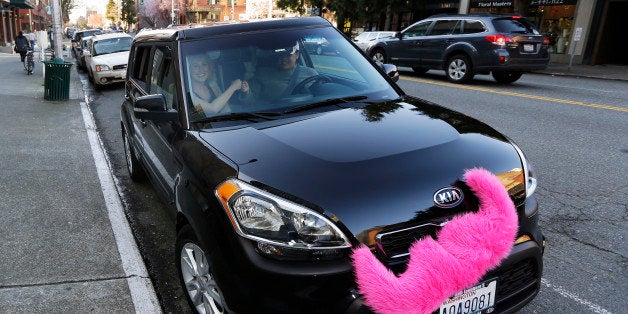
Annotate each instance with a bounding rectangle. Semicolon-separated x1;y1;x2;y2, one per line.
512;142;538;197
216;179;351;260
95;65;110;72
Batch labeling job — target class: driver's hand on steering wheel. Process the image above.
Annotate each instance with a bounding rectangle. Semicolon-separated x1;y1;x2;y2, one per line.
240;80;250;94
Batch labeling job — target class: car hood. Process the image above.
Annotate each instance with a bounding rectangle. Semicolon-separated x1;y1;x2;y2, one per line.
91;51;129;65
198;98;523;238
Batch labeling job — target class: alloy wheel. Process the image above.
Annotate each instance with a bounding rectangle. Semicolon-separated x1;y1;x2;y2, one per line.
448;59;467;80
371;50;386;63
180;243;226;314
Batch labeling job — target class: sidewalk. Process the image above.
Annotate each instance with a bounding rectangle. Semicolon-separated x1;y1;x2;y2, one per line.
0;52;160;312
533;63;628;81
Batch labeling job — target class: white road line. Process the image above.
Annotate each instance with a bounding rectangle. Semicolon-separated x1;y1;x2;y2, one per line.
79;101;162;313
541;278;611;314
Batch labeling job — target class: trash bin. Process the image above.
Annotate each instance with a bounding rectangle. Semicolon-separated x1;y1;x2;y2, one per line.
43;58;73;101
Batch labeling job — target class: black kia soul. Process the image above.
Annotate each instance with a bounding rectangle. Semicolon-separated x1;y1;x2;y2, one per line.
121;17;544;313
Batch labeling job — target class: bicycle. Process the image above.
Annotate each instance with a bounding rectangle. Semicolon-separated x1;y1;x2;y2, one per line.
23;48;34;75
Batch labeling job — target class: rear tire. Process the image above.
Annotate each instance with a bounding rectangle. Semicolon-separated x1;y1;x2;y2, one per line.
446;54;474;83
492;71;523;84
122;127;146;182
370;48;387;64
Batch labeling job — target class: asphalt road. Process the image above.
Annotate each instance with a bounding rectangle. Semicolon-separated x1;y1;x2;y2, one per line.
80;67;627;313
396;69;627;314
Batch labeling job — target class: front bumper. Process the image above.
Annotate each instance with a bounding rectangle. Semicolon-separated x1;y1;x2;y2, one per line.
211;198;543;313
92;69;126;85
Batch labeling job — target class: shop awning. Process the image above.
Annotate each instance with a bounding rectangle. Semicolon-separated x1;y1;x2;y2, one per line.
9;0;35;9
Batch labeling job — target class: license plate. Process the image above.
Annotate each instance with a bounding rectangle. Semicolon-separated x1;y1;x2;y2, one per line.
439;280;497;314
523;44;534;52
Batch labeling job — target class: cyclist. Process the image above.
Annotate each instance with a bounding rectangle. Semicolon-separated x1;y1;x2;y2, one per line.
14;31;31;63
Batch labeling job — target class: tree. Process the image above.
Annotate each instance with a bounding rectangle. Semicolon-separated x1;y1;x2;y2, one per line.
76;16;88;29
121;0;137;29
138;0;168;28
138;0;186;28
60;0;76;24
106;0;120;23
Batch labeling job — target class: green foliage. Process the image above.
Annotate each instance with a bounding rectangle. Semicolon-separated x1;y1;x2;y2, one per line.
121;0;137;26
106;0;119;22
60;0;76;24
76;16;88;29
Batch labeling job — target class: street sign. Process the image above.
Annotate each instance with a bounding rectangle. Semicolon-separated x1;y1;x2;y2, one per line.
573;27;582;41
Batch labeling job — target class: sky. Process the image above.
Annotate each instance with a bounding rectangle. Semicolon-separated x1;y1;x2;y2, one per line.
69;0;108;24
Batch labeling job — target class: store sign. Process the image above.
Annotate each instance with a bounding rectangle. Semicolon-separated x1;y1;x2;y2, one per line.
530;0;577;6
471;0;513;8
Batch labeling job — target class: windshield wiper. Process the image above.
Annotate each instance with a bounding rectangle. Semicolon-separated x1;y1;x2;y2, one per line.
283;95;369;114
193;111;280;124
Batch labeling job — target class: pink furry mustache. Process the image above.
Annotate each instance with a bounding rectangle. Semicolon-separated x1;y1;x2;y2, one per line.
351;168;519;314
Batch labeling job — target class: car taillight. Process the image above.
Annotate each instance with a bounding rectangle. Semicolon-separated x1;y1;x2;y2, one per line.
543;37;551;44
511;15;522;19
485;34;513;45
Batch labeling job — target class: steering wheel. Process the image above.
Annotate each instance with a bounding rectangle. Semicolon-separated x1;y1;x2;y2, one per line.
290;74;333;95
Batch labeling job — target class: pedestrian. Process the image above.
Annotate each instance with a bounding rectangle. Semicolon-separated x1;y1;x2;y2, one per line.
14;31;31;63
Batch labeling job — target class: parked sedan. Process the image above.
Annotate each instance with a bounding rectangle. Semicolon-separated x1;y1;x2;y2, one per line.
121;17;543;314
353;31;396;51
84;33;132;88
76;35;93;70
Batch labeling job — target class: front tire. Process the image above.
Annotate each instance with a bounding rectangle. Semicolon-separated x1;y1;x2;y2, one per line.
446;54;474;83
492;71;523;84
122;127;146;182
177;225;228;314
370;48;387;64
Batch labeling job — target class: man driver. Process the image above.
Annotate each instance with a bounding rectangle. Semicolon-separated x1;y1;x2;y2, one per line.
241;41;318;104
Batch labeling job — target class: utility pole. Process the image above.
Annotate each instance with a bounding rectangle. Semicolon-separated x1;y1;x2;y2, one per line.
50;0;63;59
171;0;175;24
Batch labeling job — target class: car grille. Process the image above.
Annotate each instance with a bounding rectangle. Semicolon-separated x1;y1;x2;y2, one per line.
428;258;540;314
376;222;446;260
113;64;127;70
490;258;539;301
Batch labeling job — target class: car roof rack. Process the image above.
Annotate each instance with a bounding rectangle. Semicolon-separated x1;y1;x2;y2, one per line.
428;13;494;18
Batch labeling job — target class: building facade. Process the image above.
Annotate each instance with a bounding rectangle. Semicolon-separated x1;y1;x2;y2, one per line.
0;0;49;49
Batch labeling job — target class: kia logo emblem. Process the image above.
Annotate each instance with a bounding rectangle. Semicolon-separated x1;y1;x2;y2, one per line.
433;187;464;208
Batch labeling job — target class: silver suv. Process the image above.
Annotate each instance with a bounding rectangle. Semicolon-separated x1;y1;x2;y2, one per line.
367;14;550;83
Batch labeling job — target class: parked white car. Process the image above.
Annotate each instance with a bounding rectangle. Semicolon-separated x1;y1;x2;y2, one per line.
353;31;396;52
84;32;132;88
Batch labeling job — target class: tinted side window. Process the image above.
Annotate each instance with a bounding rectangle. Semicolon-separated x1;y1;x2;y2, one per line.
150;45;177;110
429;20;460;36
403;21;431;38
462;20;486;34
131;45;152;90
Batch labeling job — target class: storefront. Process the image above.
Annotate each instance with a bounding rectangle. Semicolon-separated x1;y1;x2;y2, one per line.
526;1;578;54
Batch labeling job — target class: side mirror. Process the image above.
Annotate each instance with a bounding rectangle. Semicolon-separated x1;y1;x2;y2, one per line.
381;63;399;82
133;94;178;121
83;50;91;57
395;32;402;39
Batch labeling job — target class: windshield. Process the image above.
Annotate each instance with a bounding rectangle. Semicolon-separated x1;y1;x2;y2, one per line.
93;37;132;56
181;26;399;126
